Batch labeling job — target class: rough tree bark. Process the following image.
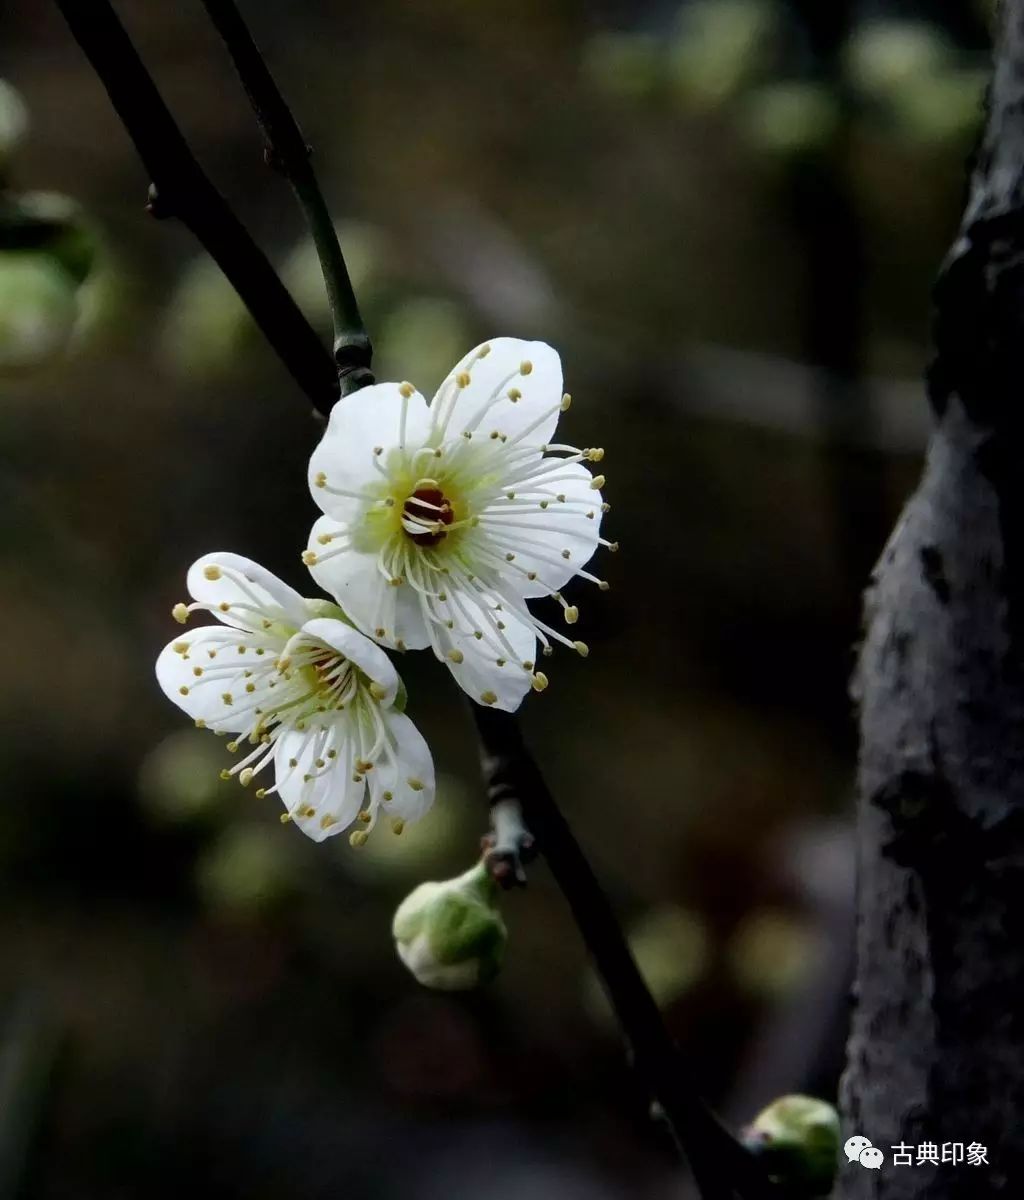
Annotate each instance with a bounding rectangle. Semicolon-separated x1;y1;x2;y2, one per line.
840;4;1024;1197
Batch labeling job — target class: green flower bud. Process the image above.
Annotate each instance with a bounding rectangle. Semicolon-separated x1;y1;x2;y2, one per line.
0;79;29;168
843;21;954;100
0;250;79;373
888;68;987;152
1;191;100;285
393;862;506;991
669;0;779;111
743;1095;840;1198
741;81;840;159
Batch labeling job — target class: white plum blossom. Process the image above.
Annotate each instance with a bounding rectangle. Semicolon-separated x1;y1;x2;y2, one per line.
304;337;614;711
155;552;434;844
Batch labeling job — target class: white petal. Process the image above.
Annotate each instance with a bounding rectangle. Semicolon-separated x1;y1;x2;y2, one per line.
274;718;366;842
155;625;278;733
477;461;602;599
308;382;432;521
299;617;400;705
370;710;435;825
429;338;563;449
440;589;535;712
307;515;429;651
186;552;308;631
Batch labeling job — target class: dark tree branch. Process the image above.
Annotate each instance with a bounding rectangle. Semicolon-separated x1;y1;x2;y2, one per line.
199;0;372;392
54;5;776;1196
842;4;1024;1197
52;0;339;415
473;706;777;1200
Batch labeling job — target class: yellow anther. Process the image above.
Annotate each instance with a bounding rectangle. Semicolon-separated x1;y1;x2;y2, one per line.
522;660;534;670
203;564;222;580
586;448;605;462
218;601;230;612
314;471;327;487
219;769;232;781
222;692;233;705
480;690;498;706
374;627;386;639
601;502;611;513
392;818;405;836
608;541;620;553
389;576;402;587
473;630;483;640
447;649;464;664
561;549;571;560
507;387;521;402
478;344;491;357
317;533;333;545
356;759;374;773
408;777;425;791
520;360;533;375
256;788;267;799
239;768;255;788
556;493;566;503
531;672;549;692
395;639;407;651
590;475;605;490
320;814;337;830
358;809;371;824
327;749;337;760
539;500;549;509
560;393;572;411
288;757;298;768
302;806;316;818
496;657;506;666
598;580;610;591
350;829;368;847
246;683;255;693
382;790;394;802
527;571;537;581
173;641;189;654
574;641;590;657
302;550;318;566
172;603;189;624
315;758;325;769
195;718;206;729
280;813;292;824
505;552;515;562
374;445;383;456
178;685;189;696
226;741;239;753
398;382;415;398
564;606;579;624
456;371;471;388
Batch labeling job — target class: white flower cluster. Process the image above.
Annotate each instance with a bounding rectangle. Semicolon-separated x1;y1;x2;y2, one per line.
157;338;610;845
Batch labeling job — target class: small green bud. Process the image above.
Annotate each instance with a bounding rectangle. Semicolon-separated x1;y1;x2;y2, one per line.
843;21;954;100
741;82;840;159
0;79;29;167
1;191;100;285
669;0;778;111
743;1095;840;1198
393;862;506;991
0;251;79;373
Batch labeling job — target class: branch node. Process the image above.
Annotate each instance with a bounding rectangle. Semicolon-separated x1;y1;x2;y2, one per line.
145;183;174;220
482;797;536;888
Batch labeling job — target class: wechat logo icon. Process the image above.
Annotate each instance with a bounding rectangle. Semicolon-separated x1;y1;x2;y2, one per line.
846;1135;885;1170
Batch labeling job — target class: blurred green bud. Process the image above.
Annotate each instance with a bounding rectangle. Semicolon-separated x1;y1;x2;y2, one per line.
138;728;229;826
376;297;471;400
393;862;506;991
729;908;816;997
586;905;707;1024
743;1094;840;1197
843;21;954;99
281;219;387;332
0;79;29;167
1;191;100;284
581;32;664;103
196;824;298;915
741;81;840;158
669;0;779;111
888;68;987;152
160;253;254;379
0;250;79;373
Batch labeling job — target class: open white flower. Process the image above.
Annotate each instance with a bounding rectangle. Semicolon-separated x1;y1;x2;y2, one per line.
304;337;614;711
155;552;434;844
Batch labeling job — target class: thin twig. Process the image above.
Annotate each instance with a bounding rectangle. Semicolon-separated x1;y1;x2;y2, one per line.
472;705;776;1200
199;0;372;393
52;0;339;414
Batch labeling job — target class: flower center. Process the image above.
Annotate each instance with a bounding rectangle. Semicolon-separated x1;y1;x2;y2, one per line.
402;485;455;547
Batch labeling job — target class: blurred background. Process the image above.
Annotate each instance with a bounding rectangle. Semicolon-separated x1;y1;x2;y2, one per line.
0;1;995;1196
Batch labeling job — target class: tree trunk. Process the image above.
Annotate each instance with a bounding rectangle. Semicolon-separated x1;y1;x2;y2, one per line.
839;4;1024;1198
